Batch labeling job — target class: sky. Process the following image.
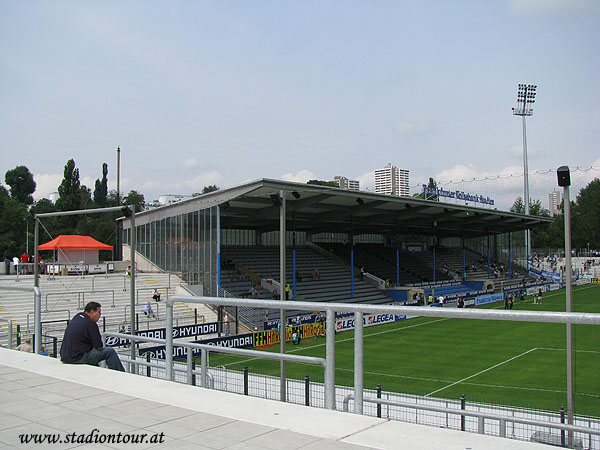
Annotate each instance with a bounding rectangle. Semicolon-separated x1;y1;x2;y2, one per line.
1;0;599;211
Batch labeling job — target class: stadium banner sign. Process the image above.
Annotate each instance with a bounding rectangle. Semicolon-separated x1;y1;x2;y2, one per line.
335;313;408;332
474;292;503;306
422;185;495;206
106;322;220;347
138;333;254;359
254;323;324;347
264;314;318;331
528;267;561;282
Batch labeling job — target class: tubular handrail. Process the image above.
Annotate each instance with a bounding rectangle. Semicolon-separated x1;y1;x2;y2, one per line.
164;295;600;416
342;394;600;438
167;295;600;325
0;285;42;353
0;317;14;349
102;331;325;388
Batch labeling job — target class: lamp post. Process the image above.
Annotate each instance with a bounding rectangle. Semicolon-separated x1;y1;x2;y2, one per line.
512;84;537;270
557;165;574;448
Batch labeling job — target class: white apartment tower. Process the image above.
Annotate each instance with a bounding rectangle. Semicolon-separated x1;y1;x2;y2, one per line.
333;176;360;191
548;190;563;216
375;163;409;196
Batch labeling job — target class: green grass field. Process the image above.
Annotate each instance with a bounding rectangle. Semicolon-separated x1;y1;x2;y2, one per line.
207;283;600;417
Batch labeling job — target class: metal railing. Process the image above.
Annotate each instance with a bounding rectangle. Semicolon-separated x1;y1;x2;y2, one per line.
101;331;324;389
342;394;600;440
0;317;14;349
162;295;600;441
0;285;42;353
45;290;117;310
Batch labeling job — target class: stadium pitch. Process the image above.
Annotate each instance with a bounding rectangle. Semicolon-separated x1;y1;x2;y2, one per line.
207;283;600;417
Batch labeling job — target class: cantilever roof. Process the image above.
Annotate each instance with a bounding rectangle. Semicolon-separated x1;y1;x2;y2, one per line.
38;235;113;250
126;178;552;239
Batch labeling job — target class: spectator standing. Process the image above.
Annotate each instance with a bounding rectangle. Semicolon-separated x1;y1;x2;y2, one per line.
4;257;10;275
20;252;29;274
12;256;19;275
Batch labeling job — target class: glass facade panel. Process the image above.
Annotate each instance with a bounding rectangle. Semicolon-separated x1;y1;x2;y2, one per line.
122;205;220;296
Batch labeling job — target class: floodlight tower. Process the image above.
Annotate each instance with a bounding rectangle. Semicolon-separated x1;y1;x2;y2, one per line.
512;84;537;268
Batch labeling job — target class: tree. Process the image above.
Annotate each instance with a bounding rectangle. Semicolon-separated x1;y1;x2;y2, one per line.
56;159;82;212
0;198;27;257
510;197;525;214
412;177;438;200
122;190;145;212
30;198;57;216
5;166;36;205
572;178;600;249
510;197;549;217
93;163;109;207
307;180;337;187
202;185;219;194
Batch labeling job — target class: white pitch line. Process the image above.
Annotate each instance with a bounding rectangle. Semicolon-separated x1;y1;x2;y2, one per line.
537;347;600;354
424;347;538;397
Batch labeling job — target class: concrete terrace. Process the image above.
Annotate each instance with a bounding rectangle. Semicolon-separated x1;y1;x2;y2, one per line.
0;348;551;450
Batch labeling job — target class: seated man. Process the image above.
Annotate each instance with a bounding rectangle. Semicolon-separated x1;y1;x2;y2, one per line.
143;301;156;318
60;301;124;371
152;288;161;302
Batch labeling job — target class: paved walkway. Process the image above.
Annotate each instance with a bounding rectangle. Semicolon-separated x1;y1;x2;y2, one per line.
0;348;549;449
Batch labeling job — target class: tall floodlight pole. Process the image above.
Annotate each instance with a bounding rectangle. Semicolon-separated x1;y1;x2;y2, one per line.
512;84;537;270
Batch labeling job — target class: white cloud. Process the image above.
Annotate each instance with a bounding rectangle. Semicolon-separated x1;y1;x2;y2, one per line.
281;170;316;183
508;145;541;159
355;170;375;192
395;114;430;134
173;171;225;193
509;0;599;15
435;164;479;183
33;173;63;200
183;158;200;169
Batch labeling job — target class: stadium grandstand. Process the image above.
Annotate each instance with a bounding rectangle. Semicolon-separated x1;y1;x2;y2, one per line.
3;178;599;449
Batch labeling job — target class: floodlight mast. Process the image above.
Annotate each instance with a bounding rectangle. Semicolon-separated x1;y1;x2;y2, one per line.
512;84;537;269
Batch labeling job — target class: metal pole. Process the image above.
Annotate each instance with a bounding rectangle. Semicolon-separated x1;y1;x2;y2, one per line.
354;311;363;414
325;308;336;410
116;146;121;261
129;205;136;372
564;184;574;448
187;348;194;385
33;217;41;354
166;299;174;381
279;190;287;402
351;248;354;297
522;115;531;266
201;348;208;388
304;375;310;406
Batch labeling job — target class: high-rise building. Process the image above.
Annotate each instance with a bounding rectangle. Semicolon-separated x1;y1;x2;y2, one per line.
333;176;360;191
375;163;409;196
548;190;563;216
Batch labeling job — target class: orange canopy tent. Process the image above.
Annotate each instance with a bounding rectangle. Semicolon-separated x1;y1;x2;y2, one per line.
39;235;113;264
39;235;113;251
